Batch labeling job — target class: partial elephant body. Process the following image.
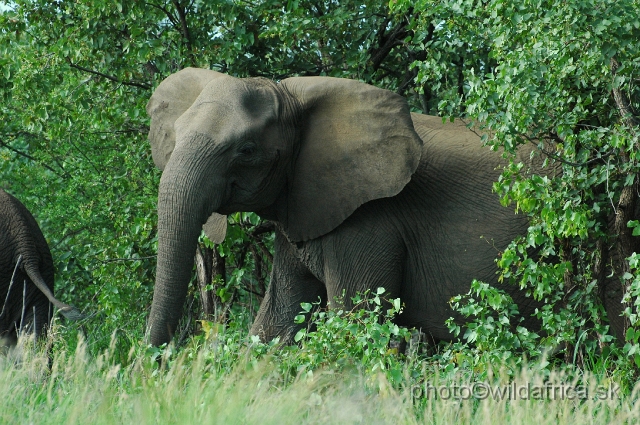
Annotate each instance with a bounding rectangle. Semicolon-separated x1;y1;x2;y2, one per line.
0;188;80;345
251;115;540;342
146;68;547;346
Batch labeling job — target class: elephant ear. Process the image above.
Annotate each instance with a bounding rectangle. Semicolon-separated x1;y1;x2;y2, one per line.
147;67;226;170
279;77;423;242
202;213;227;244
147;67;228;243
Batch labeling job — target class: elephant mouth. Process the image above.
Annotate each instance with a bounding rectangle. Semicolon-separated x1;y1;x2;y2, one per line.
218;150;282;214
213;178;239;214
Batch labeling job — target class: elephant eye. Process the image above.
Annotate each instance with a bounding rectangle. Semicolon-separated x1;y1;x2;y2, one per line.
239;144;256;156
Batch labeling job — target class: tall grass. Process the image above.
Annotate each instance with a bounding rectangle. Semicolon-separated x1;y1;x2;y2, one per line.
1;335;639;425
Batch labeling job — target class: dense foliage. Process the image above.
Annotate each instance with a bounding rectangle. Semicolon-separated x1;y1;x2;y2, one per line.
392;0;640;371
1;0;639;383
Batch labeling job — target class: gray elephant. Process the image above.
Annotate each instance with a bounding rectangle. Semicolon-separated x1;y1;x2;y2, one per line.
0;188;82;346
146;68;544;347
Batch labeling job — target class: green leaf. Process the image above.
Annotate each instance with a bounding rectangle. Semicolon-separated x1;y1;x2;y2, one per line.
294;328;306;342
626;327;636;342
392;298;401;312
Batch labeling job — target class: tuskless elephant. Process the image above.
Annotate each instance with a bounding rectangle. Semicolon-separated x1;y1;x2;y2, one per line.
0;188;82;346
146;67;547;347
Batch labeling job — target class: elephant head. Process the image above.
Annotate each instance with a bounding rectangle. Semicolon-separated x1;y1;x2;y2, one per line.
146;67;422;346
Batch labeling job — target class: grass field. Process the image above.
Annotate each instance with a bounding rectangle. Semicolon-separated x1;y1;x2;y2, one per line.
1;333;638;425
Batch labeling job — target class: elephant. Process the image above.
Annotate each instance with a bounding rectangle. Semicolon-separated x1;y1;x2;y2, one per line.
145;67;547;347
0;188;82;346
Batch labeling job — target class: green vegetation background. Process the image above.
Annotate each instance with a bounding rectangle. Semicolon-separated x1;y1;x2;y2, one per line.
1;1;640;421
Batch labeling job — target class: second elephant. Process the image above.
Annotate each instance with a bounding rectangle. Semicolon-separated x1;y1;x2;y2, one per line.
0;188;81;345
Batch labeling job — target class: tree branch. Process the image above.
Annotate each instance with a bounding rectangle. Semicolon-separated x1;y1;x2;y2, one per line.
0;139;64;177
67;60;151;90
611;58;640;129
146;1;179;27
52;226;91;249
534;133;612;167
367;17;409;74
251;220;275;237
97;256;156;263
171;0;195;66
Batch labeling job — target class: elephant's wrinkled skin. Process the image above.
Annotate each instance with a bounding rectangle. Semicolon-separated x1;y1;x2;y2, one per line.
0;188;80;345
146;68;545;346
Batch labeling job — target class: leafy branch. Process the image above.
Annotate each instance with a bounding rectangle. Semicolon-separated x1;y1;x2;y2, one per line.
0;138;67;178
67;60;151;90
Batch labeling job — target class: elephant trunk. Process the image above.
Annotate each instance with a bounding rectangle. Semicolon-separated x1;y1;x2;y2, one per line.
149;153;220;346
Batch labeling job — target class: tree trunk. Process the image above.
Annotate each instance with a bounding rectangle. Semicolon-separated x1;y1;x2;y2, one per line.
609;57;640;340
195;243;226;321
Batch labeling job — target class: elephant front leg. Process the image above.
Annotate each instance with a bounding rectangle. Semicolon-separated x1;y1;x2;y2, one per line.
250;230;326;344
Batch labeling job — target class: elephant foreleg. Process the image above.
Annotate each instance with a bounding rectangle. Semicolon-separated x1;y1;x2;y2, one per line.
250;229;326;344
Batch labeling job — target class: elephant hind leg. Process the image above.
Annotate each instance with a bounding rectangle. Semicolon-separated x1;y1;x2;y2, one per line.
0;274;53;345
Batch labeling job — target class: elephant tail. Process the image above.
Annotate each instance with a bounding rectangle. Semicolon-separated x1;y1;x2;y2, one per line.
20;256;85;321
